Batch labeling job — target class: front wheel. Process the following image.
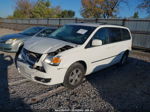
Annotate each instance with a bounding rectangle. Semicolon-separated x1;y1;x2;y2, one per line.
15;46;23;68
63;63;85;89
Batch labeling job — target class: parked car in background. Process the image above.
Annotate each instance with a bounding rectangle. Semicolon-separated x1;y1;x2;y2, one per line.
0;26;57;53
16;23;132;89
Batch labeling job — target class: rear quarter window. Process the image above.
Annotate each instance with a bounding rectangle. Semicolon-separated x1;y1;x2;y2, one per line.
121;29;131;40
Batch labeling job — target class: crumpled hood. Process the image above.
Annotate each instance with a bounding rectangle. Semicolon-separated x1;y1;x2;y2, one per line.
24;37;77;54
0;33;28;42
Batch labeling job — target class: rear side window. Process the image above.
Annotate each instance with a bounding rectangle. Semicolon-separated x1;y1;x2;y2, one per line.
108;28;122;43
86;27;131;48
121;29;131;40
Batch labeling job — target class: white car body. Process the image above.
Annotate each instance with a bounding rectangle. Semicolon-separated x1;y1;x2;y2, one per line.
17;24;132;86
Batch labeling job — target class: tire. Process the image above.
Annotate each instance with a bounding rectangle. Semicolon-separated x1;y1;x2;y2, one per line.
119;51;129;65
15;46;23;68
63;62;85;89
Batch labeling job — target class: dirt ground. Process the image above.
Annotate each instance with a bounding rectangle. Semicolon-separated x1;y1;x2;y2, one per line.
0;28;19;36
0;28;150;112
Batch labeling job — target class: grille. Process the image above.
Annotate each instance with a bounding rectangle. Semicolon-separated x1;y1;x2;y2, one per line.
23;48;42;66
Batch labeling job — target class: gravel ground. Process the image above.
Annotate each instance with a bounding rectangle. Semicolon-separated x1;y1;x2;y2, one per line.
0;29;150;112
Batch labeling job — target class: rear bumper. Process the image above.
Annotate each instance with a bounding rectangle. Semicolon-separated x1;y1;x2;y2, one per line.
17;59;67;86
0;43;17;53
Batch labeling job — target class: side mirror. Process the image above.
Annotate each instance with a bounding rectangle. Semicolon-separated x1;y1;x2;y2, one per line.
92;39;102;47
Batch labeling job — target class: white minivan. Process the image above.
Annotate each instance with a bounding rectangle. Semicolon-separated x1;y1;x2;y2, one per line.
17;23;132;89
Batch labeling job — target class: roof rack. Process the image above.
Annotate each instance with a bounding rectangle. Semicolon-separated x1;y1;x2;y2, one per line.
78;21;123;26
78;21;107;25
97;22;124;26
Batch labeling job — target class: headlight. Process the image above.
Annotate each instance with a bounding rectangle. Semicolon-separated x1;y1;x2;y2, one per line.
5;39;18;44
44;56;61;66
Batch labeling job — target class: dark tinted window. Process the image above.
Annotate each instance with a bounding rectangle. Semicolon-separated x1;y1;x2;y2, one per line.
37;29;56;37
93;28;109;45
86;27;131;48
20;27;44;36
121;29;131;40
108;28;122;43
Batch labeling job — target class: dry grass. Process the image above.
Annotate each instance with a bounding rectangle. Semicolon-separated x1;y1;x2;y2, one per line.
0;28;19;36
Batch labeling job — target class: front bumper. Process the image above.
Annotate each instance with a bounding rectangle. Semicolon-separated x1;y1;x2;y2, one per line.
0;43;17;53
17;59;67;86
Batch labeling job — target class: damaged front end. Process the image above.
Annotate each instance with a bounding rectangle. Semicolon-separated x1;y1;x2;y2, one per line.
19;45;74;72
44;45;74;66
17;45;74;84
48;45;74;56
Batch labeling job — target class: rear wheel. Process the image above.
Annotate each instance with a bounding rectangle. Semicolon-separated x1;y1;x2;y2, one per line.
119;51;129;65
63;63;85;89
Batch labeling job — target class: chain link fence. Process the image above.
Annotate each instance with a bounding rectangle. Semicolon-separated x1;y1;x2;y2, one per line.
0;18;150;49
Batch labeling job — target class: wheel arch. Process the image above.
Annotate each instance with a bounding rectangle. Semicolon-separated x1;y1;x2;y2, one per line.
71;60;87;74
125;50;129;55
16;42;24;52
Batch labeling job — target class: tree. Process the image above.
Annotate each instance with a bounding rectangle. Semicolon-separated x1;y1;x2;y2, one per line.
81;0;127;18
51;6;62;18
10;0;75;18
31;0;52;18
13;0;33;18
138;0;150;14
59;10;75;18
12;0;52;18
132;12;139;18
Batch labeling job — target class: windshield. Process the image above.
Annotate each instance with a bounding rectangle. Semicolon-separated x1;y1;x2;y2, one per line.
48;25;96;44
20;27;44;36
